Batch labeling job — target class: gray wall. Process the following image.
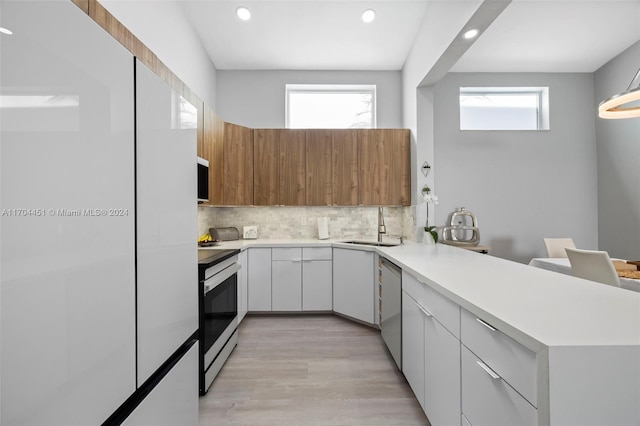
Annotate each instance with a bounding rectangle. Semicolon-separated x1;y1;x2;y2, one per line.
434;73;599;263
216;70;402;128
594;41;640;260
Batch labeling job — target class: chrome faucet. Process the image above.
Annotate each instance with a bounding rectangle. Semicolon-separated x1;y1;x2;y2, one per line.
377;206;386;242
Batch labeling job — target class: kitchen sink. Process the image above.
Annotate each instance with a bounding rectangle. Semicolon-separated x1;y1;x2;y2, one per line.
341;240;400;247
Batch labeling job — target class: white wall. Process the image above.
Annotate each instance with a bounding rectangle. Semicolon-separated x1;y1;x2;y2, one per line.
216;70;402;128
100;1;218;108
594;41;640;259
433;73;599;263
401;1;484;236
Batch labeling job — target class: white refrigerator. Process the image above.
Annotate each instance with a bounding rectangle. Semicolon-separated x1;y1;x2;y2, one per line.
0;1;198;424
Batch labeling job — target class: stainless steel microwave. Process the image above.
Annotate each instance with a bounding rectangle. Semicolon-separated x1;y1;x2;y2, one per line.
197;156;209;203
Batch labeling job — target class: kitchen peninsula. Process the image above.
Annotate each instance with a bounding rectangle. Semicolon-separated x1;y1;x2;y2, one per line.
203;239;640;426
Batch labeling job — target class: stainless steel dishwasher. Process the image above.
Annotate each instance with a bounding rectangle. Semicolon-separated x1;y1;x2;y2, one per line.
380;257;402;369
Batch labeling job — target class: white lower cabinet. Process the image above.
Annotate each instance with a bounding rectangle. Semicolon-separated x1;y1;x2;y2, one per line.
302;248;333;311
424;312;460;426
248;248;272;311
272;248;303;311
402;291;425;409
333;248;375;324
402;288;461;425
461;345;537;426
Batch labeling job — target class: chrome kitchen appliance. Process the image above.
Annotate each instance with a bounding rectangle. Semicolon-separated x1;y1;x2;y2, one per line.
441;207;480;247
198;249;241;395
380;257;402;370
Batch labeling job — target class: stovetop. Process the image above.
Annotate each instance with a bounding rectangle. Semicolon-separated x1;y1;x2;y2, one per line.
198;249;239;265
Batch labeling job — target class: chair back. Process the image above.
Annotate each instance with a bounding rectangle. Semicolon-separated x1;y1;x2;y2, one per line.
565;248;621;287
544;237;576;258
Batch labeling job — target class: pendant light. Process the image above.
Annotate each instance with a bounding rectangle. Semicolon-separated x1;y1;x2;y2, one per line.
598;68;640;119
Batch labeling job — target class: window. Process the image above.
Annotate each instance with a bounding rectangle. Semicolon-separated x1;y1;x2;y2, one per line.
286;84;376;129
459;87;549;130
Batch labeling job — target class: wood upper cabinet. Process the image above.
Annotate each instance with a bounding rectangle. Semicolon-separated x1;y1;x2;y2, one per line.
278;129;306;205
253;129;278;206
223;122;253;205
306;130;333;206
359;129;410;206
203;105;224;205
332;130;359;206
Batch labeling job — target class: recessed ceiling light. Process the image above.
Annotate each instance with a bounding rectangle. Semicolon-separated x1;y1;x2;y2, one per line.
236;6;251;21
463;29;479;40
0;27;13;35
362;9;376;23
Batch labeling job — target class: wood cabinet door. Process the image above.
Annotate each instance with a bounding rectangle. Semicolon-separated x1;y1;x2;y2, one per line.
332;130;359;206
359;129;410;206
203;106;224;205
253;129;278;205
278;129;306;205
223;122;253;205
306;130;332;206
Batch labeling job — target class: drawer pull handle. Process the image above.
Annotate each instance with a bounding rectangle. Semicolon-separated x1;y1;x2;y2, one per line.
418;305;433;317
476;360;501;380
476;317;497;331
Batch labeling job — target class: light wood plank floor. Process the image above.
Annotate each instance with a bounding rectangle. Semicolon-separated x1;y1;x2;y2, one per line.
199;314;429;426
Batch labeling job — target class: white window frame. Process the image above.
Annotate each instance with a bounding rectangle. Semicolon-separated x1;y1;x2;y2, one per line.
285;84;377;129
459;86;550;131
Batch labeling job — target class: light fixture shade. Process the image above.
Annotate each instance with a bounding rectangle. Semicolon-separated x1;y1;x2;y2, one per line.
599;68;640;119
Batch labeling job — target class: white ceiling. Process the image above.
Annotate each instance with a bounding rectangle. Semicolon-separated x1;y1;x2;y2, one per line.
181;1;430;71
179;0;640;73
450;0;640;73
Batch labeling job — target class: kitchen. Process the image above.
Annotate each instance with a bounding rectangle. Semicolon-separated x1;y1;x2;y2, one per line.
1;0;639;425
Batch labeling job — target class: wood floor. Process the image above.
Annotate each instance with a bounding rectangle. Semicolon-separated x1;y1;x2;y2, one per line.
199;314;429;425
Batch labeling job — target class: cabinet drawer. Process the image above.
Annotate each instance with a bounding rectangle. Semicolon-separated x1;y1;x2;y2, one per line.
272;247;302;261
461;308;537;407
461;345;537;426
402;271;460;338
302;247;332;261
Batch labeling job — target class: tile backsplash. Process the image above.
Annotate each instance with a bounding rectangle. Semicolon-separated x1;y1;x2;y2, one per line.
198;206;417;241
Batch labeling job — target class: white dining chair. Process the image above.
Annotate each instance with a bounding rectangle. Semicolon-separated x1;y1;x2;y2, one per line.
543;237;576;258
565;248;621;287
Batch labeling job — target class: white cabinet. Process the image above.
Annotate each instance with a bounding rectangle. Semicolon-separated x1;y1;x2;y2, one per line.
333;248;375;324
424;310;461;426
0;2;137;423
402;291;426;410
248;248;272;311
302;247;333;311
402;271;461;426
461;345;537;425
135;60;198;384
238;250;248;322
123;343;199;426
272;248;303;311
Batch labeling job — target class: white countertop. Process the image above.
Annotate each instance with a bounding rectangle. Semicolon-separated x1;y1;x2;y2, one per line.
202;239;640;351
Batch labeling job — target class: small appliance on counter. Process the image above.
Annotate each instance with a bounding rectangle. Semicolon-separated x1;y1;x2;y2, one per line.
441;207;480;247
209;227;240;242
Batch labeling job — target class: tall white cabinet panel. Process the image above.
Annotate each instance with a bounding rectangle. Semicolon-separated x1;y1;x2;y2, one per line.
0;2;136;424
122;343;199;426
302;261;333;310
332;248;374;324
248;248;272;311
135;61;198;384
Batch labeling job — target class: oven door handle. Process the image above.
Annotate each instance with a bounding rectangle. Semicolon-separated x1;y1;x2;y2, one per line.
204;263;241;294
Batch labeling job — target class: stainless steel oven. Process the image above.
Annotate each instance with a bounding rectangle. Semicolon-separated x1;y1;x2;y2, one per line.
198;249;240;395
